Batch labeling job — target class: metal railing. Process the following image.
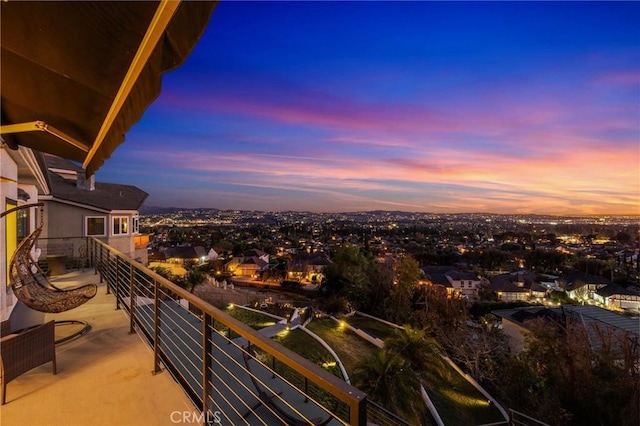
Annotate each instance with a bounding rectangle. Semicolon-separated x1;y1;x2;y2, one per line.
509;409;550;426
366;400;412;426
89;238;368;425
36;236;91;273
37;236;90;259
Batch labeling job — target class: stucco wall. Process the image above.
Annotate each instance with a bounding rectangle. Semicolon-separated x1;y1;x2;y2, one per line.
0;147;18;321
41;201;139;260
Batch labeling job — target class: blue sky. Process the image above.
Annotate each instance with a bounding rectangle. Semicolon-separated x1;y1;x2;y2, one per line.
96;1;640;215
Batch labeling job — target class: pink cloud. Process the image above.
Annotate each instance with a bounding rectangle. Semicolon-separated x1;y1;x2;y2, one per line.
593;70;640;86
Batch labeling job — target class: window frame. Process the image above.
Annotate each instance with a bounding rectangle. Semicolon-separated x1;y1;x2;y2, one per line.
112;215;129;236
85;215;107;237
131;215;139;234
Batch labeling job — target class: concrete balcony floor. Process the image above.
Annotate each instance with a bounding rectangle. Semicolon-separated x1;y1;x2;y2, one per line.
1;270;199;426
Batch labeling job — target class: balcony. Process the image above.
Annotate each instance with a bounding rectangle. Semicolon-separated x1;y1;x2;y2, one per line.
3;238;408;425
1;270;199;425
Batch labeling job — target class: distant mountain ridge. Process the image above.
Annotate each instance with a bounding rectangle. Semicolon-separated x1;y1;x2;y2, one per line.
139;206;639;219
140;206;219;215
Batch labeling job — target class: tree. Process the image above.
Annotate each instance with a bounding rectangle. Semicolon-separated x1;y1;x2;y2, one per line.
352;350;421;424
186;268;207;293
524;248;567;272
363;261;393;316
615;231;632;245
321;245;370;309
478;249;513;271
385;325;443;372
438;315;509;385
385;255;421;324
497;316;640;426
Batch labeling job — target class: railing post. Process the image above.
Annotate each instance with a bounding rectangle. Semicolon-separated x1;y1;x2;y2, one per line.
352;396;367;426
88;237;95;273
115;256;120;309
202;312;213;415
129;263;135;334
153;278;162;374
89;238;102;278
103;247;108;288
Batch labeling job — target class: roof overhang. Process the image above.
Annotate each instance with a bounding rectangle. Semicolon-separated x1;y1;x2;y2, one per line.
1;1;216;176
5;147;51;195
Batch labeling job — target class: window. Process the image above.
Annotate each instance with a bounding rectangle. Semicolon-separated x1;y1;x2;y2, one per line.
132;216;139;234
16;207;28;243
6;199;17;291
85;216;107;236
113;216;129;235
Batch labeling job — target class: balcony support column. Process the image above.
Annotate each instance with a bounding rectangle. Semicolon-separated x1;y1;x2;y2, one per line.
202;312;213;415
115;256;120;310
152;278;162;374
104;249;109;290
351;397;367;426
89;237;97;276
129;263;136;334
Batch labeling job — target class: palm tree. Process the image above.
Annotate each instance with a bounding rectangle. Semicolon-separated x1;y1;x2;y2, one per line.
352;350;421;423
385;324;444;372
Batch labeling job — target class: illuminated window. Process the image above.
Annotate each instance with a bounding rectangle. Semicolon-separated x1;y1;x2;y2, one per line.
85;216;106;236
112;216;129;235
132;216;139;234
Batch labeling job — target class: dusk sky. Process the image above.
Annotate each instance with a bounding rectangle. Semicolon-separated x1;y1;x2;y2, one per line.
96;1;640;216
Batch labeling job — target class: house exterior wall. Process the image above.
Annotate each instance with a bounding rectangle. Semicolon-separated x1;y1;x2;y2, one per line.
236;264;260;277
531;290;546;299
497;291;529;301
447;275;481;298
41;201;140;260
607;295;640;311
106;232;136;260
0;148;18;322
40;201;90;257
225;258;241;274
0;148;42;322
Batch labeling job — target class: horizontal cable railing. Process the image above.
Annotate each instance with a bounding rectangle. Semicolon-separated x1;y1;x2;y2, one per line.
90;238;367;425
366;400;412;426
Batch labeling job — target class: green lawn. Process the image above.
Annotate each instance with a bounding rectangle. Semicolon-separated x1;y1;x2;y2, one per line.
249;327;345;420
421;359;505;425
219;305;280;330
306;318;379;377
345;315;399;341
271;328;342;378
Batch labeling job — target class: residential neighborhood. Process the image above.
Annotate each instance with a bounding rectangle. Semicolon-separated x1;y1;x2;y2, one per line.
142;208;640;314
137;207;639;425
